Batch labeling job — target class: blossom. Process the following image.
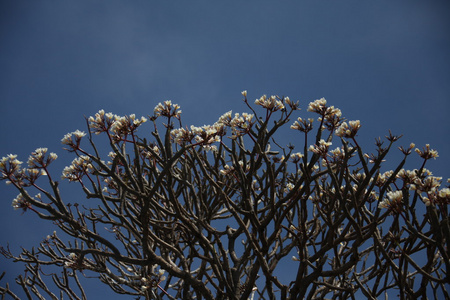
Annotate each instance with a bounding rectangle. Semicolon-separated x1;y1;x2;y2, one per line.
171;127;195;145
375;170;394;187
291;117;314;133
284;96;300;110
415;144;439;160
411;176;442;194
241;90;247;97
110;114;147;138
396;169;418;184
220;161;250;175
0;154;23;179
229;112;254;137
88;110;115;134
11;193;31;211
154;100;182;119
217;110;233;126
61;130;87;148
309;139;332;157
335;120;361;138
27;148;58;168
61;156;93;181
378;190;403;212
307;98;327;114
254;95;285;111
290;152;304;163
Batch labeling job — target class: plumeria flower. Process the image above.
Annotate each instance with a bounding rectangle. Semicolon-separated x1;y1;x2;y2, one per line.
378;190;403;213
154;100;182;119
88;109;115;134
27;148;58;168
410;176;442;194
61;155;93;181
11;193;32;211
0;154;23;179
307;98;327;114
415;144;439;160
375;170;394;187
217;110;233;126
291;117;314;133
61;130;86;148
171;127;195;145
254;95;285;111
335;120;361;138
229;112;254;138
110;114;147;138
309;139;332;157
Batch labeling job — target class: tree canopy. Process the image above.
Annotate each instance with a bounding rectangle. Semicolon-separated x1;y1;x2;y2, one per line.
1;92;449;299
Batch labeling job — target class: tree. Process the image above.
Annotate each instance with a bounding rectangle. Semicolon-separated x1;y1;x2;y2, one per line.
0;92;449;299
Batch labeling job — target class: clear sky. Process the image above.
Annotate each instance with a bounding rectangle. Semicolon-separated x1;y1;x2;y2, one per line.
1;1;449;298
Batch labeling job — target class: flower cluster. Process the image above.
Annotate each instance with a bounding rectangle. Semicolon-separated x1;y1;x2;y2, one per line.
0;154;23;179
154;100;182;119
290;152;304;163
415;144;439;160
335;120;361;138
378;190;403;213
306;97;343;128
87;110;147;141
254;95;285;111
61;130;87;150
110;114;148;138
220;160;250;176
229;112;254;138
171;123;226;149
309;139;332;157
290;117;314;133
61;156;93;181
375;170;394;187
140;265;166;293
88;109;115;134
11;193;32;211
27;148;58;169
307;98;328;114
170;109;254;146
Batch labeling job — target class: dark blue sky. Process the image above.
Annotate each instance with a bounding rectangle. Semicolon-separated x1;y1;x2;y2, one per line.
1;1;449;298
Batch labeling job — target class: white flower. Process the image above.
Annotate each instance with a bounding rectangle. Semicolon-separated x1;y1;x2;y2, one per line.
335;120;361;138
307;98;327;113
254;95;285;111
378;190;403;211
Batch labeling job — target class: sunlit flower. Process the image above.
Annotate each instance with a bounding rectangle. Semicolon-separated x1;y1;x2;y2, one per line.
291;117;314;133
88;109;115;134
229;112;254;137
411;176;442;194
171;127;194;145
154;100;182;119
375;170;394;187
396;169;418;184
335;120;361;138
0;154;23;179
415;144;438;160
378;190;403;212
307;98;327;114
11;193;31;211
254;95;285;111
61;156;93;181
290;152;304;163
309;139;332;157
27;148;58;168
